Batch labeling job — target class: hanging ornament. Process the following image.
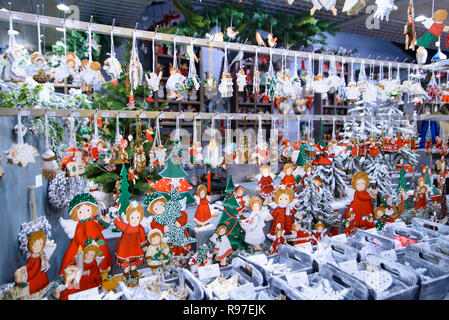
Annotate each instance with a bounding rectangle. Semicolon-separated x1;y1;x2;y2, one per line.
236;67;247;92
255;32;266;47
265;48;277;101
427;67;441;102
133;114;146;175
291;52;303;99
326;55;342;94
345;59;360;103
103;20;122;85
54;18;78;84
404;0;417;51
224;116;237;165
336;58;347;104
48;171;87;209
310;0;338;16
204;116;223;167
269;117;279;173
253;116;270;166
302;52;315;109
312;55;330;98
342;0;368;15
5;112;39;168
253;49;261;96
61;116;86;176
152;115;167;167
189;115;203;166
185;40;201;92
218;45;234;98
110;113;129;166
374;0;398;21
226;15;239;40
204;45;218;100
128;25;143;90
40;112;59;181
267;33;277;48
361;61;378;105
166;37;186;100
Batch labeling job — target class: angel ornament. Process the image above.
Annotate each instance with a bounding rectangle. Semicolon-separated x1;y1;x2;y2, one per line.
129;30;143;90
236;69;247;92
54;52;78;84
218;46;234;98
103;24;122;84
26;52;52;83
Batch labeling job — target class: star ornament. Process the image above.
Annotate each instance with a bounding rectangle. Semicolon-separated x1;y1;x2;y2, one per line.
374;0;398;21
5;143;39;167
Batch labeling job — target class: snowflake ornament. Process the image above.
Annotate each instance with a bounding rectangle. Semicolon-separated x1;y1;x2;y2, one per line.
5;143;39;167
374;0;398;21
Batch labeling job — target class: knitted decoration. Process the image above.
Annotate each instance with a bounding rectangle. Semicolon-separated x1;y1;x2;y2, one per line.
48;171;87;209
18;216;52;258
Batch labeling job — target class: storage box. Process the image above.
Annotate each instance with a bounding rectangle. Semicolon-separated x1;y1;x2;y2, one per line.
347;229;396;260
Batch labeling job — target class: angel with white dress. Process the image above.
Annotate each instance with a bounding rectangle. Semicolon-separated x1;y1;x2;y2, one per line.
155;146;167;167
312;75;330;98
345;82;361;103
2;45;29;82
236;69;247;92
145;71;163;95
166;66;186;100
240;196;273;252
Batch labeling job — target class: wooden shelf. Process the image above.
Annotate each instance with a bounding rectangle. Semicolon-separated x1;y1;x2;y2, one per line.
158;99;201;105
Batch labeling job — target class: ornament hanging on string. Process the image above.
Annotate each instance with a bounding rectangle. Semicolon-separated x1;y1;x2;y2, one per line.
218;45;234;98
166;37;186;100
223;116;237;166
427;67;441;102
253;48;261;97
170;113;184;164
226;15;239;40
404;0;417;51
312;55;330;98
26;6;52;84
103;19;122;85
61;116;86;177
40;112;59;181
2;8;28;82
128;24;143;90
309;0;338;16
189;115;203;166
374;0;398;21
54;18;78;84
336;57;347;104
185;40;202;102
133;114;146;175
152;114;167;167
345;59;360;103
110;113;129;167
48;171;87;209
204;116;223;168
291;52;303;99
326;55;342;94
265;48;277;101
253;116;270;166
5;112;39;168
302;52;315;109
144;28;162;102
205;45;218;100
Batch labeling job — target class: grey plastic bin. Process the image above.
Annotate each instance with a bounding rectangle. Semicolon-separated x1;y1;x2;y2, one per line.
268;263;369;300
425;235;449;260
379;224;424;260
411;218;449;243
117;267;204;300
357;254;420;300
348;229;396;260
240;245;313;286
397;245;449;300
198;257;264;300
311;242;359;272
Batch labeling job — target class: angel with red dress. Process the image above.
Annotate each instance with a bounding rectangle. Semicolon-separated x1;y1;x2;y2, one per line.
235;184;250;219
257;164;276;205
267;186;297;241
114;201;148;279
194;184;218;228
343;172;378;230
270;223;286;255
280;163;297;192
311;222;328;245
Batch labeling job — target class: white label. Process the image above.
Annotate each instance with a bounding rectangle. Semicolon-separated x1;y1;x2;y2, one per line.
35;174;43;188
12;14;22;20
332;233;347;243
119;113;127;118
229;283;255;299
295;241;313;253
68;287;100;300
72;112;80;117
135;32;143;37
140;113;147;118
286;271;309;288
40;18;49;24
154;34;162;40
198;263;220;280
20;110;30;116
91;25;100;31
159;113;166;119
338;259;358;275
101;112;110;118
47;111;56;117
381;249;397;261
247;253;268;265
114;29;121;35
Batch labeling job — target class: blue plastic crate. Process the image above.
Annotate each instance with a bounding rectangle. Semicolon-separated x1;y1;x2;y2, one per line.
310;242;360;272
347;229;396;260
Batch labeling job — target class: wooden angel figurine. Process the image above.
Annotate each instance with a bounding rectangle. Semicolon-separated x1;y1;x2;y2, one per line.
404;0;417;51
363;212;376;230
270;223;286;255
234;184;250;219
210;224;234;267
280;163;297;192
78;243;103;291
343;172;378;229
267;186;297;241
166;66;186;100
14;230;52;299
288;220;313;245
236;69;247;92
145;229;171;272
310;0;337;16
311;222;327;245
59;193;112;277
114;201;148;279
240;196;273;252
414;177;428;211
298;164;314;190
257;165;275;205
194;184;215;228
416;9;449;60
54;265;82;300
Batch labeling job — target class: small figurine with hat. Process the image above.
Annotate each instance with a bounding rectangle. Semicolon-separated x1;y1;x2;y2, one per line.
144;192;169;234
210;224;234;267
114;201;148;280
59;193;113;278
311;221;327;245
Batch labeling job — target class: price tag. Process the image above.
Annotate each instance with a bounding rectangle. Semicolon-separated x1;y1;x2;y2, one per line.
12;14;22;20
295;241;313;254
286;271;309;288
47;111;56;117
40;18;49;24
332;233;347;243
140;113;147;119
338;259;358;275
68;287;100;300
247;253;268;265
35;174;43;188
114;29;121;35
119;113;127;118
91;25;100;31
198;263;220;280
72;112;80;117
101;112;110;118
20;110;30;116
154;34;162;40
229;283;255;300
135;32;143;38
381;249;397;261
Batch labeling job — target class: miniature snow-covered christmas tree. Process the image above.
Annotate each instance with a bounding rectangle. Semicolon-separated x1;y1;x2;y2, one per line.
365;152;395;203
215;175;246;251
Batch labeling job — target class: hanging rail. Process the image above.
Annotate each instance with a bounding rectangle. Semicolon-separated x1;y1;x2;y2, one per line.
0;10;441;71
2;107;449;122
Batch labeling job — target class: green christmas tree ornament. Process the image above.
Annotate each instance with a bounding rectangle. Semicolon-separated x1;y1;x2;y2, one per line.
117;164;131;217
